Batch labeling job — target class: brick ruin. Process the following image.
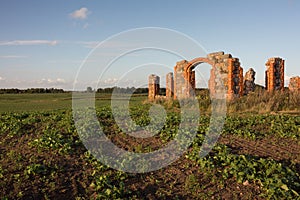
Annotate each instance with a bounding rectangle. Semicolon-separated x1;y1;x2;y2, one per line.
148;51;245;101
265;57;284;92
289;76;300;92
244;68;256;95
171;51;244;100
166;72;174;98
148;52;299;101
207;52;243;100
148;74;160;100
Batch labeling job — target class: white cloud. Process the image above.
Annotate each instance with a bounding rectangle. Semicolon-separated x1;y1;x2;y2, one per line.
79;41;99;48
38;78;66;84
0;78;74;90
0;40;57;46
285;75;292;86
104;78;118;84
77;40;141;49
256;76;291;87
0;55;27;59
70;7;90;20
285;75;291;80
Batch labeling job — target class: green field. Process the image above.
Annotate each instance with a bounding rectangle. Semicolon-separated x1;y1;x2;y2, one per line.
0;93;148;113
0;92;300;199
0;93;73;112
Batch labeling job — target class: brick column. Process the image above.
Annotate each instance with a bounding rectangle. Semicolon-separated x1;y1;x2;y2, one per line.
265;57;284;92
208;67;216;98
174;60;188;99
265;70;269;91
166;72;174;99
280;60;285;91
289;76;300;92
243;68;256;95
227;59;234;100
148;74;160;100
191;71;196;90
266;59;275;92
239;66;244;96
186;68;196;98
269;62;275;91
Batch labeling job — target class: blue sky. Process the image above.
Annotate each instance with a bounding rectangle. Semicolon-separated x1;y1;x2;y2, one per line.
0;0;299;90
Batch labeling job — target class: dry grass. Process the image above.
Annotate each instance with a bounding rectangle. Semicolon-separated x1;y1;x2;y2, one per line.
228;87;300;113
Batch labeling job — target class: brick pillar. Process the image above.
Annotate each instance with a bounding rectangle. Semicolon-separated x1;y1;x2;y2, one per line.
269;62;275;91
280;60;285;91
185;68;196;98
208;67;216;98
239;66;244;96
265;57;284;92
148;74;160;100
166;72;174;99
227;59;234;100
243;68;256;95
289;76;300;92
191;71;196;90
265;70;269;91
174;60;188;99
266;59;275;91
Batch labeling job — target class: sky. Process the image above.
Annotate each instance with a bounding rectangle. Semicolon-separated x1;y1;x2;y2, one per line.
0;0;300;90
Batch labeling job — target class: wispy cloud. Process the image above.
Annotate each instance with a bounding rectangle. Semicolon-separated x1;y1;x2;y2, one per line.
103;78;118;85
70;7;90;20
285;75;292;86
37;78;66;85
0;40;58;46
78;41;99;48
0;55;27;59
77;40;142;49
0;78;73;89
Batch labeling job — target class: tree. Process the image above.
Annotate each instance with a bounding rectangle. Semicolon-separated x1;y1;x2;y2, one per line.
86;86;93;93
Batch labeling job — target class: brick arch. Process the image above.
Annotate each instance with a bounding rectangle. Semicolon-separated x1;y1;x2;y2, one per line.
173;52;244;100
183;57;216;98
186;57;215;71
148;52;244;101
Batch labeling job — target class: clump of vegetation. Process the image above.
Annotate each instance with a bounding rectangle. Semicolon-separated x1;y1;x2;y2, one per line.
228;86;300;113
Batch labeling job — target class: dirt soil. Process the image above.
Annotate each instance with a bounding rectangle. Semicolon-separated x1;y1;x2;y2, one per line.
1;129;299;199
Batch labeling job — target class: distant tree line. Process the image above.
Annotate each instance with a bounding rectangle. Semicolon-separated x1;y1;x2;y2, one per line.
0;88;66;94
0;86;173;94
96;87;149;94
